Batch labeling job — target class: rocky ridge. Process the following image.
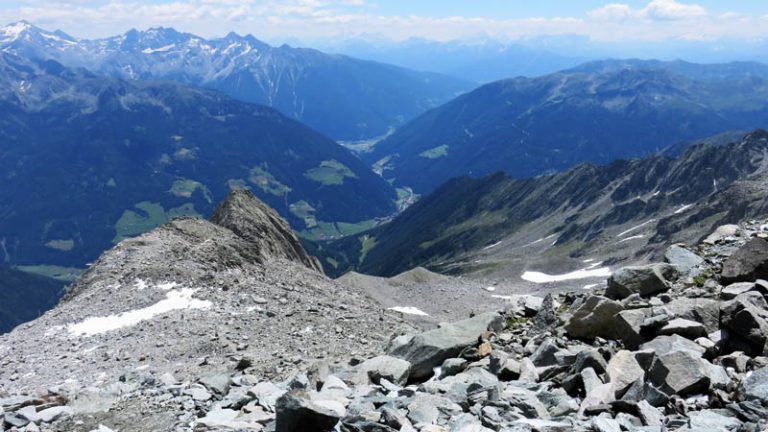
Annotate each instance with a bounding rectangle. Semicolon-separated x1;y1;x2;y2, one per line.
5;210;768;430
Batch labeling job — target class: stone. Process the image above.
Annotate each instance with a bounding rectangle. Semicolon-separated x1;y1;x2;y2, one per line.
440;358;468;378
530;338;560;367
640;334;706;357
721;282;758;300
688;410;742;431
606;350;645;397
649;350;710;396
606;264;678;300
275;391;342;432
185;385;212;401
501;386;550;419
353;356;411;386
390;312;502;381
664;245;705;274
662;298;721;334
196;408;240;429
581;368;603;394
580;383;615;415
614;309;649;349
3;413;28;428
518;358;539;382
574;349;607;374
744;366;768;402
636;400;663;426
37;406;73;423
449;413;494;432
380;406;411;430
591;416;622;432
722;238;768;283
249;381;285;411
17;406;40;424
406;394;462;425
565;296;624;339
704;224;740;245
658;318;707;339
720;292;768;356
531;294;558;330
198;373;231;397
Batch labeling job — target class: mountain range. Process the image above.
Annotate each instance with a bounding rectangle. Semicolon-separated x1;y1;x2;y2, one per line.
0;52;396;274
317;130;768;280
0;21;471;141
366;60;768;194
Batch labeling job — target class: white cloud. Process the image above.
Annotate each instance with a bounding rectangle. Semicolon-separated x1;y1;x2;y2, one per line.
644;0;706;21
588;3;634;20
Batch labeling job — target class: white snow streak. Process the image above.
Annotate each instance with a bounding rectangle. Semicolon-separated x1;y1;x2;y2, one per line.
521;267;612;283
618;234;646;243
68;288;211;336
141;44;175;54
388;306;429;316
674;204;693;214
483;241;502;250
617;219;655;237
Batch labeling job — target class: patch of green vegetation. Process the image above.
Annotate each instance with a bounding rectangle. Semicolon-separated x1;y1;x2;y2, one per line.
299;219;378;241
16;265;84;282
170;179;213;203
505;315;530;328
106;178;117;187
159;153;172;165
289;200;317;227
359;235;378;265
326;257;339;269
113;201;200;243
419;145;449;159
692;268;715;287
304;160;357;186
372;155;393;176
45;239;74;251
249;165;292;196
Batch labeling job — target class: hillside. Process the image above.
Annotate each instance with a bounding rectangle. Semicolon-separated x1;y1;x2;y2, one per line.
319;130;768;281
366;60;768;193
0;22;472;141
0;267;65;333
0;52;396;273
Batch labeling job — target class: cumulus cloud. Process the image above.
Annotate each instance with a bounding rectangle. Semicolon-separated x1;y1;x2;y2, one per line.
589;0;707;22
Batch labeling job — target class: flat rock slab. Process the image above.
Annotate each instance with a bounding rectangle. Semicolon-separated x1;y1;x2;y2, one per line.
606;264;677;300
721;238;768;284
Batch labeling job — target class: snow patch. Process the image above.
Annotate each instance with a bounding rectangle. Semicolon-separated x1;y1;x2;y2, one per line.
483;241;502;250
134;279;148;290
617;219;655;237
583;283;600;290
521;267;612;283
674;204;693;214
1;22;31;41
618;234;645;243
157;282;179;291
142;44;175;54
484;286;496;292
68;288;212;336
387;306;429;316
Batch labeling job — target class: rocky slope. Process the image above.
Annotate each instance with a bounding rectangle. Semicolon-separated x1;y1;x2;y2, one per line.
318;130;768;283
0;21;471;141
0;51;397;274
366;60;768;193
0;191;414;430
5;212;768;431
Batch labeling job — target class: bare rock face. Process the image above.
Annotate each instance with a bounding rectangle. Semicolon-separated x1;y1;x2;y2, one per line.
210;189;323;273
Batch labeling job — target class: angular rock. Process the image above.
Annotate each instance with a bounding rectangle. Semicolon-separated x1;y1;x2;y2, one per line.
353;356;411;386
580;383;615;415
704;224;740;245
640;335;706;357
649;350;710;396
406;394;462;425
721;282;758;300
720;292;768;356
688;410;742;431
606;350;645;397
275;391;342;432
591;416;621;432
721;238;768;284
38;406;73;423
565;296;624;339
606;264;678;300
658;318;707;340
574;349;608;375
614;309;650;350
744;365;768;402
636;400;663;426
501;386;550;419
662;298;721;334
530;338;560;367
664;245;705;274
390;312;502;381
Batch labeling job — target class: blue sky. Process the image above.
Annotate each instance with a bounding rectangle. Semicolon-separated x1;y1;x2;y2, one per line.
0;0;766;42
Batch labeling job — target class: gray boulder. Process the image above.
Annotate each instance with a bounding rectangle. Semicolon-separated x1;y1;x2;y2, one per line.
662;298;721;334
390;312;502;381
606;350;645;397
614;309;650;349
658;318;707;340
640;335;706;357
606;264;678;300
720;292;768;356
744;366;768;402
352;356;411;386
565;296;624;339
664;245;705;274
704;224;740;245
649;350;711;396
721;238;768;284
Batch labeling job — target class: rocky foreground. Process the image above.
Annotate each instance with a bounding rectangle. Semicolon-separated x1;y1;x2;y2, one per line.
5;208;768;430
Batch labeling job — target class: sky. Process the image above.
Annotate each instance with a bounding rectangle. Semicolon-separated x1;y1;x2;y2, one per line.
0;0;767;44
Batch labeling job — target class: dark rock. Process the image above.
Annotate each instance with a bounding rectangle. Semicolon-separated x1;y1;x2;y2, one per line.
531;294;558;330
649;350;710;396
663;298;721;334
721;238;768;284
614;309;650;349
640;334;706;356
658;318;707;339
720;292;768;356
574;349;608;375
275;391;342;432
605;264;678;300
530;338;560;367
564;296;624;339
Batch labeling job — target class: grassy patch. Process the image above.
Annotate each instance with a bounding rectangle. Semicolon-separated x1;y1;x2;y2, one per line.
106;178;117;187
170;179;213;203
16;265;84;282
326;257;339;269
45;239;74;251
419;145;449;159
113;201;200;243
227;179;248;190
304;160;357;186
359;235;378;265
249;165;292;196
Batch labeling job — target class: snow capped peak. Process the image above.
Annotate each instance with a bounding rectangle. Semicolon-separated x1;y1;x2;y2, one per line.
1;21;34;42
0;21;76;45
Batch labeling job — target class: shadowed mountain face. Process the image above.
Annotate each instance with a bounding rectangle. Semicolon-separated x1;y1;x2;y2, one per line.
318;130;768;279
0;22;472;141
0;53;396;270
367;60;768;194
0;267;64;334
